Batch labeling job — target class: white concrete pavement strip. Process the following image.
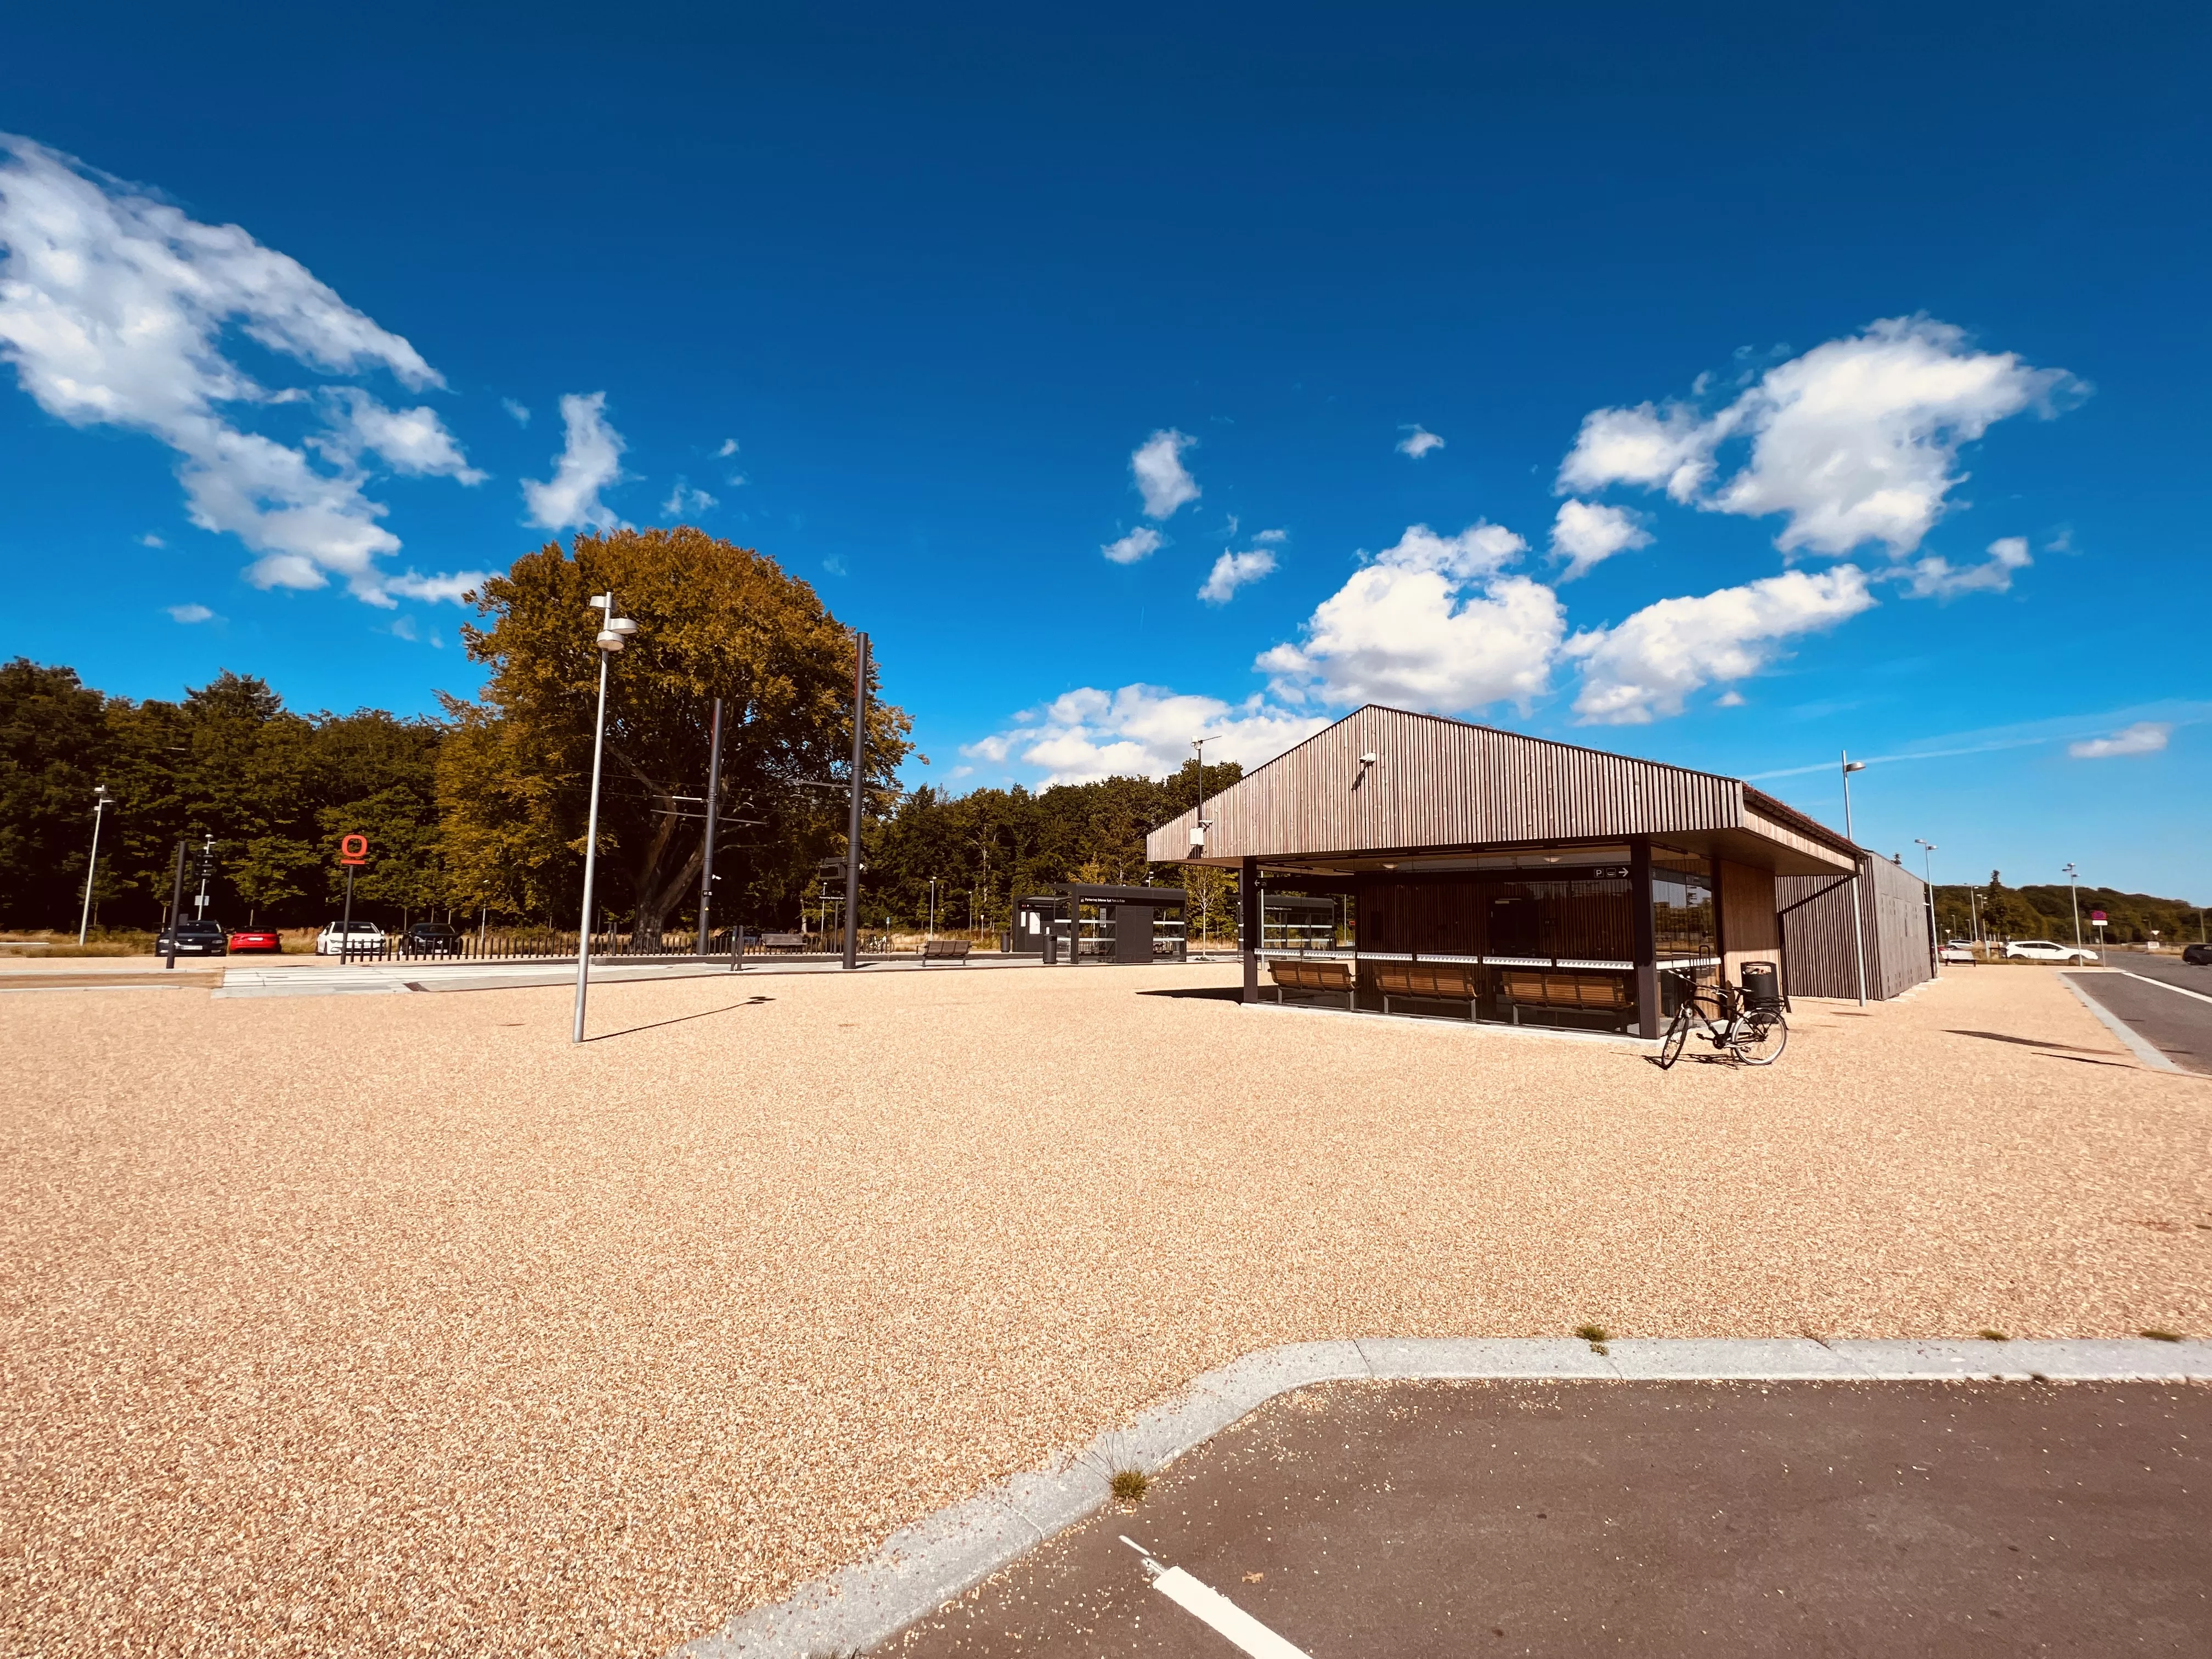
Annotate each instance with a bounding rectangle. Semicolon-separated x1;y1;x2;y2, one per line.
2059;973;2183;1072
210;955;1070;997
669;1335;2212;1659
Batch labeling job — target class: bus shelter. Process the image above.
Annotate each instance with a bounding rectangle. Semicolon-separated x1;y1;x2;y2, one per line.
1012;884;1189;965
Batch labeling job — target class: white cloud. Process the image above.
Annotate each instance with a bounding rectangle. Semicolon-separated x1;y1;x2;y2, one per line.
2068;721;2170;759
1198;548;1276;604
0;134;481;603
821;555;846;577
1102;526;1163;565
715;437;738;458
380;569;486;605
1397;425;1444;458
1131;428;1199;519
390;614;419;641
1565;566;1877;724
166;602;213;623
1549;500;1652;580
322;391;484;483
1896;534;2031;599
1557;318;2080;558
138;532;164;547
1252;527;1286;544
1256;522;1564;714
521;391;626;532
963;684;1326;787
662;477;717;518
502;398;531;425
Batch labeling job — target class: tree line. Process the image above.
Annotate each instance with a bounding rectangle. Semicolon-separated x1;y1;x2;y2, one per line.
0;528;1233;938
1931;872;2206;947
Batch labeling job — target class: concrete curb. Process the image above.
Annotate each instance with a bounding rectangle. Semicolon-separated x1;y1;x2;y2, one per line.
670;1335;2211;1658
2059;973;2182;1072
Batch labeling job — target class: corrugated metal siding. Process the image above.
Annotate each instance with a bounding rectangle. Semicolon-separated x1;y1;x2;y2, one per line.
1146;706;1745;862
1777;856;1933;1000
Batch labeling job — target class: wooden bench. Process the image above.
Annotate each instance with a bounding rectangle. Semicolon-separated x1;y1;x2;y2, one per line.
1267;957;1355;1008
921;939;972;964
1498;970;1630;1023
1371;960;1480;1019
755;932;810;952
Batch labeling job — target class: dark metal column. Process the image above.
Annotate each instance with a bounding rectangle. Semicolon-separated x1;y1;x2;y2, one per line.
1629;837;1659;1038
1240;857;1260;1003
843;633;868;970
696;696;723;955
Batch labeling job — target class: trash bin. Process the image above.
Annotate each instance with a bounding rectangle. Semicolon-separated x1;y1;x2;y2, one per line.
1740;961;1781;1009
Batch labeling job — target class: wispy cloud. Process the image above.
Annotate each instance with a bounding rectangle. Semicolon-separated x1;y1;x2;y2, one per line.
138;532;165;548
381;569;486;605
522;392;626;532
0;134;482;605
1396;425;1444;458
1895;535;2031;599
1198;547;1277;603
715;437;738;458
964;684;1324;786
166;602;214;624
1102;526;1164;565
502;398;531;425
662;477;717;518
1558;317;2082;560
2069;721;2170;759
1745;702;2209;780
1131;429;1199;519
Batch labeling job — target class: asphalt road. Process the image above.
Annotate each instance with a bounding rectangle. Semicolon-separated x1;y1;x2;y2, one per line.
895;1380;2211;1658
2064;956;2212;1075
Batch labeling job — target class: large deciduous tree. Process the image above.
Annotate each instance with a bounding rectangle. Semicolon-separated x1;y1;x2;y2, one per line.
445;528;910;938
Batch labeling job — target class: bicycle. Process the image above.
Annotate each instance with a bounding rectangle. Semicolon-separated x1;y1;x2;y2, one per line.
1655;971;1788;1068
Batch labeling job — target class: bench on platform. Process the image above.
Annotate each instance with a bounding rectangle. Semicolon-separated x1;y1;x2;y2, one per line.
1267;956;1355;1008
1498;970;1630;1024
755;932;810;952
1371;960;1480;1019
921;939;972;964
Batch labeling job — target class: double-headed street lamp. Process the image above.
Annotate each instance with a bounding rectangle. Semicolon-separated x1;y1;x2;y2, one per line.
77;783;111;945
573;592;639;1044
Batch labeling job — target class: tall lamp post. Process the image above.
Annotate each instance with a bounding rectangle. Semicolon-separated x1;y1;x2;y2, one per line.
842;631;869;970
1914;837;1939;977
1841;752;1869;1006
76;784;111;945
573;592;639;1044
2062;861;2084;957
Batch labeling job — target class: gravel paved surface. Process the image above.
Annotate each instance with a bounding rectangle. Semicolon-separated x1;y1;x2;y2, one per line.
4;964;2208;1657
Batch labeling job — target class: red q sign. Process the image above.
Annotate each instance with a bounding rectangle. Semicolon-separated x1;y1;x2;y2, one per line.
340;834;370;866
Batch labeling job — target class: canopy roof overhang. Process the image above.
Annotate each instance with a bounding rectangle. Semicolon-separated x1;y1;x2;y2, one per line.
1146;706;1858;878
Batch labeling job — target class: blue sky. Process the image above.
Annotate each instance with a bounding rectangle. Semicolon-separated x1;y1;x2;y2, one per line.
3;3;2207;904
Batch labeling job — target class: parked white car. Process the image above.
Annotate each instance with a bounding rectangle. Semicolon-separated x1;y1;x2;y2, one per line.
1938;940;1977;964
315;920;388;957
2003;939;2099;963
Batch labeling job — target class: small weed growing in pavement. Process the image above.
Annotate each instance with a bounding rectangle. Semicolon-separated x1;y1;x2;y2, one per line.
1111;1469;1150;1503
2140;1328;2184;1342
1978;1330;2010;1341
1574;1324;1610;1345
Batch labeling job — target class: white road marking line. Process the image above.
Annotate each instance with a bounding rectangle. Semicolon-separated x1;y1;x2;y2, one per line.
1149;1566;1315;1658
1120;1534;1314;1659
2112;969;2212;1008
2059;975;2180;1073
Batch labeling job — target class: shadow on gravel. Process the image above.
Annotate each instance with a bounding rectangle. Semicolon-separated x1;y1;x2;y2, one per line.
1950;1029;2115;1055
585;995;774;1042
1137;986;1247;1003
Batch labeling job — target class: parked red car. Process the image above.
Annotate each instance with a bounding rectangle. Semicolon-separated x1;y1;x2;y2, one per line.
227;926;283;954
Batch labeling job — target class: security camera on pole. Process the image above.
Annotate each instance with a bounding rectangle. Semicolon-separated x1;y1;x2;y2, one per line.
1840;751;1869;1007
573;592;639;1043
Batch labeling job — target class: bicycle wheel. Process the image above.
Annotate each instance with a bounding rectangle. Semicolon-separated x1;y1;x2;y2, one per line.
1657;1003;1693;1069
1731;1011;1788;1066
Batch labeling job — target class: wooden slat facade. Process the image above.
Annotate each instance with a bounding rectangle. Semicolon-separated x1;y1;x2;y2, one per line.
1148;705;1854;875
1776;856;1934;1000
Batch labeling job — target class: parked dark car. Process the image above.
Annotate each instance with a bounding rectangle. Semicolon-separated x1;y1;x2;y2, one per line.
156;918;228;956
227;926;282;953
403;922;462;957
2184;943;2212;966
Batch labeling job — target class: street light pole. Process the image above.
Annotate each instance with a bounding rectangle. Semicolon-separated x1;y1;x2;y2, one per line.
77;784;110;945
843;632;869;970
1841;751;1869;1006
1915;837;1939;977
2063;861;2084;956
927;876;938;941
573;592;639;1043
1189;733;1219;854
696;696;724;956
